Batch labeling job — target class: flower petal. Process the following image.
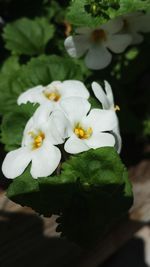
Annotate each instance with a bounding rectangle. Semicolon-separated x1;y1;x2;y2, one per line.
91;81;110;109
106;34;132;53
130;32;144;44
30;144;61;178
49;110;71;142
75;27;92;34
83;109;117;133
2;147;31;179
102;17;123;34
85;132;115;149
23;116;34;136
85;45;112;70
32;103;54;127
64;35;90;58
61;80;89;99
104;81;114;108
60;97;91;125
137;13;150;33
64;134;89;154
111;125;122;153
46;81;62;90
17;85;45;105
22;117;34;146
127;12;150;33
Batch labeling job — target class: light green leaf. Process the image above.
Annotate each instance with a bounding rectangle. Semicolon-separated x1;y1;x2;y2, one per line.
67;0;150;27
3;17;54;55
60;146;129;187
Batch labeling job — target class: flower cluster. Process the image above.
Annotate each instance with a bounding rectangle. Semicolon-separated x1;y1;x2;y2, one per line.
64;12;150;70
2;80;121;179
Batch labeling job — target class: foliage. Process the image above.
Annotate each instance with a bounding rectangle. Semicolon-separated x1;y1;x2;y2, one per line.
0;55;86;115
7;147;133;245
3;18;54;56
143;119;150;137
0;104;38;151
67;0;150;27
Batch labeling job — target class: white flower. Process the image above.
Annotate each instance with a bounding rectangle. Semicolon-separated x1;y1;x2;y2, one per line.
56;97;117;154
17;80;89;108
2;104;63;179
91;81;122;153
64;18;132;70
121;12;150;45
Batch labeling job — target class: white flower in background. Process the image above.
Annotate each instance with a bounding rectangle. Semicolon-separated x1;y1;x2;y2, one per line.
91;81;122;153
2;104;63;179
64;18;132;70
56;97;117;154
120;12;150;45
17;80;89;108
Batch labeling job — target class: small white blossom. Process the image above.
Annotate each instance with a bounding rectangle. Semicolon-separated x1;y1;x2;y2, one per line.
2;104;63;179
91;81;122;153
56;97;117;154
64;18;132;70
17;80;89;108
120;12;150;45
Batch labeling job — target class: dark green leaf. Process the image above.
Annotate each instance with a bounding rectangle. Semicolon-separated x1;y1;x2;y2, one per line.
3;17;54;55
1;104;38;151
7;147;133;245
6;167;48;215
89;96;102;109
1;56;20;74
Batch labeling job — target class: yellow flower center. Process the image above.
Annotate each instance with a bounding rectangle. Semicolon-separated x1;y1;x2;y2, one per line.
74;124;93;139
44;90;61;102
114;105;120;112
29;131;45;150
91;29;107;43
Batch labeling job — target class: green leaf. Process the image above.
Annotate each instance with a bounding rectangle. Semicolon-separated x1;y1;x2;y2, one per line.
3;17;54;56
61;146;129;186
89;96;102;109
1;104;38;151
56;149;133;245
6;167;48;215
67;0;150;27
143;118;150;137
67;0;100;27
7;147;133;245
44;0;64;22
0;55;85;115
1;56;20;74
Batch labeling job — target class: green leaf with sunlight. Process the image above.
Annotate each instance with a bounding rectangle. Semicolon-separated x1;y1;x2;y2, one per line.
67;0;150;27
